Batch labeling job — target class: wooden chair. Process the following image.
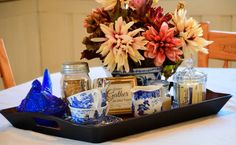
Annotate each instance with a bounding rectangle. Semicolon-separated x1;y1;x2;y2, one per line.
198;22;236;68
0;38;16;88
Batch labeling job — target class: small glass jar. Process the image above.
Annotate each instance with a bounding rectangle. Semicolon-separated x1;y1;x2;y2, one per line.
61;61;90;102
173;58;207;107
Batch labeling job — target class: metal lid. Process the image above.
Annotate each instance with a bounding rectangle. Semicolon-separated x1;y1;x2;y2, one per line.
61;61;89;74
173;58;207;83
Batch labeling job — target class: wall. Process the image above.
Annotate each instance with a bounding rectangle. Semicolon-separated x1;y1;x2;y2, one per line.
0;0;236;87
0;0;41;88
38;0;101;72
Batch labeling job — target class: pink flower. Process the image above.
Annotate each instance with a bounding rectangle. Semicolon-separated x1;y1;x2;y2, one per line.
143;22;182;66
129;0;152;16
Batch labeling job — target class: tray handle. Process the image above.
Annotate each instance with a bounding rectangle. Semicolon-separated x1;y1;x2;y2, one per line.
21;112;69;132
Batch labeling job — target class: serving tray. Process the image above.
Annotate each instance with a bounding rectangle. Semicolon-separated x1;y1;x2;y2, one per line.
0;89;231;143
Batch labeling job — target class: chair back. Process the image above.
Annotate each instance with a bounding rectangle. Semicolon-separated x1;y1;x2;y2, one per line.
0;38;16;88
198;22;236;68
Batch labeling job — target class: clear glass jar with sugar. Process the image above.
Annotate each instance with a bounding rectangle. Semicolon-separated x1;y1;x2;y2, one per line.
173;58;207;107
61;61;90;102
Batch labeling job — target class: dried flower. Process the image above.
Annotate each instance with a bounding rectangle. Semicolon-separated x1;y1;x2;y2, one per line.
143;22;182;66
129;0;152;15
172;2;213;55
147;6;172;29
82;0;213;79
84;8;111;33
92;17;147;72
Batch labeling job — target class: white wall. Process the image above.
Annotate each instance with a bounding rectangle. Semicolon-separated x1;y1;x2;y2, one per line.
0;0;236;87
0;0;41;86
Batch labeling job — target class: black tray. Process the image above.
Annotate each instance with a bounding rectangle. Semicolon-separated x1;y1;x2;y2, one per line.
0;90;232;143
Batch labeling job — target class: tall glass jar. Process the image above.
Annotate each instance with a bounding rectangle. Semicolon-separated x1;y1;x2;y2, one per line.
173;58;207;107
61;61;90;102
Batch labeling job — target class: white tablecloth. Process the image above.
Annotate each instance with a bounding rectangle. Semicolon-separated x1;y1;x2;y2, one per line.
0;67;236;145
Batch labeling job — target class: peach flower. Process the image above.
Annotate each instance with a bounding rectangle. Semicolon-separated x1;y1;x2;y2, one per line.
143;22;182;66
92;17;147;72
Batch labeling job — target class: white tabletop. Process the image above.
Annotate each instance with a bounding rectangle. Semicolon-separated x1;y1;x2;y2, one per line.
0;67;236;145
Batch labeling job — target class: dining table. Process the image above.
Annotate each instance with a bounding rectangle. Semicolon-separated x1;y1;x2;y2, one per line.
0;67;236;145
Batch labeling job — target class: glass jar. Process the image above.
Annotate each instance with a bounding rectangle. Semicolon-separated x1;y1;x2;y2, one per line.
61;61;90;102
173;58;207;107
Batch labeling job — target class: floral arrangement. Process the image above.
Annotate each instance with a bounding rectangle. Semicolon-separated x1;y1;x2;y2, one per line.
81;0;212;79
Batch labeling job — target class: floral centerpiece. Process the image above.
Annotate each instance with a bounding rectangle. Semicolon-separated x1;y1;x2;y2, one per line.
81;0;212;79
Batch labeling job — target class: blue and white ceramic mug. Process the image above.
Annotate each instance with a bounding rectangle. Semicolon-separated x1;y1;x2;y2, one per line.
69;103;108;124
131;85;163;117
67;88;108;124
67;88;106;109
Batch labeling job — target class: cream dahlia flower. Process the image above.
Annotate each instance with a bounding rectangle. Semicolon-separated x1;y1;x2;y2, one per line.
96;0;131;10
172;3;213;55
92;17;147;72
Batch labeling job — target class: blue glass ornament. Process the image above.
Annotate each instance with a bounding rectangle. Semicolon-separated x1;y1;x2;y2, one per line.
42;68;52;94
17;69;66;118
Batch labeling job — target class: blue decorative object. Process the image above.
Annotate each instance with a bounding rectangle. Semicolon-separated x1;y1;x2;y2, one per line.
101;88;107;107
70;94;94;109
137;100;150;116
67;88;106;109
133;90;160;100
112;67;162;86
131;85;163;117
67;87;108;124
17;69;66;118
69;104;108;124
42;69;52;94
92;78;109;107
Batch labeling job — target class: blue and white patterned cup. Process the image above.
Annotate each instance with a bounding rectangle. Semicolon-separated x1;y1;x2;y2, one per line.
69;103;108;124
67;88;108;124
131;85;163;117
67;88;106;109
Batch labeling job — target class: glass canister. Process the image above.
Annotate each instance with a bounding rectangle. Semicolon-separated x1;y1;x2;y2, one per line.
173;58;207;107
61;61;90;102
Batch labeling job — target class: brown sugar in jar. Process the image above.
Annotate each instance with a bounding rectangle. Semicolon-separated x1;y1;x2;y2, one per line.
61;62;90;102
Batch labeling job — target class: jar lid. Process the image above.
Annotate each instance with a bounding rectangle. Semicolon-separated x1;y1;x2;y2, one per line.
62;61;89;74
173;58;207;83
